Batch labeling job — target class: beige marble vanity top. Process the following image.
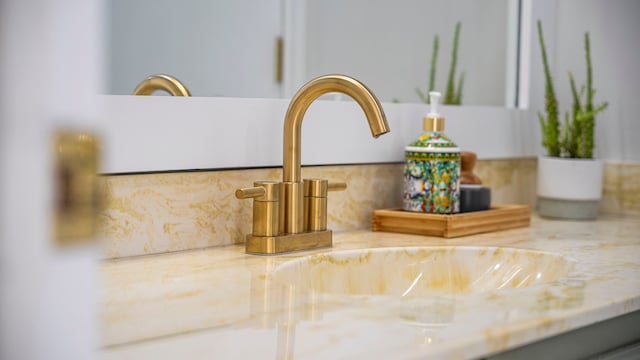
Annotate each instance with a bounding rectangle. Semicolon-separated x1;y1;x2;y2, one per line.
100;215;640;359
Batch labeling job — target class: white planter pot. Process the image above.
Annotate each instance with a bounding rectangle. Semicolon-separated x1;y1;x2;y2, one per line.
536;156;603;220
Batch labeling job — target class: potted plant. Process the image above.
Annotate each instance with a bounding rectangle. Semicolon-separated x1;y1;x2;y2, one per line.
536;20;608;220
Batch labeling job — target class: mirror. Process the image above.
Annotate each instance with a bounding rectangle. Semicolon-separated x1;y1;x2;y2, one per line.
107;0;518;106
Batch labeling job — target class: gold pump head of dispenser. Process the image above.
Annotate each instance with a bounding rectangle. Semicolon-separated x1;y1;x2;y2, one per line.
423;91;445;132
423;116;446;132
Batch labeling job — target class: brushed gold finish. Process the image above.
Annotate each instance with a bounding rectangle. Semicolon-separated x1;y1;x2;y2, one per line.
423;116;445;132
237;74;390;255
279;182;305;233
253;199;279;237
328;182;347;192
275;37;284;83
304;178;328;197
245;230;332;255
281;75;390;234
283;75;390;182
132;74;191;96
304;197;327;231
303;180;347;231
236;181;280;201
54;131;102;247
236;182;280;237
304;179;328;231
236;187;265;199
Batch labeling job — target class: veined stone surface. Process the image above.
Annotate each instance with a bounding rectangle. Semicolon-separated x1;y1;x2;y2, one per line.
100;215;640;359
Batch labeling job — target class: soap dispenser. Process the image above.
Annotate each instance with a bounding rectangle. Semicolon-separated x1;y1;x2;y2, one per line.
403;91;460;214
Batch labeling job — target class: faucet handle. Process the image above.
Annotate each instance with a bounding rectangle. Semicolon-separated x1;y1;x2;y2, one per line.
236;181;280;201
328;182;347;192
303;179;346;232
235;186;265;199
302;180;347;197
236;181;280;237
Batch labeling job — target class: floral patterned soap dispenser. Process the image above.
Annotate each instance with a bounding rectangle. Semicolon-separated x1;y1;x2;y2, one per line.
403;91;461;214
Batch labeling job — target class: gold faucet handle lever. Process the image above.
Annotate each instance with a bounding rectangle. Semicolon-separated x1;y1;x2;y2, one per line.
235;187;265;200
328;182;347;192
235;181;280;201
304;179;347;197
236;182;280;238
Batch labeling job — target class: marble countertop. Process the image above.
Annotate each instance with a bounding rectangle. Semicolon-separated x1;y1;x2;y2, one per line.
100;215;640;359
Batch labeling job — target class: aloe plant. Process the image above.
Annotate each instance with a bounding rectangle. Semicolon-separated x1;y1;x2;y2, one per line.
416;34;439;104
537;20;560;157
537;21;608;159
444;22;463;105
416;22;464;105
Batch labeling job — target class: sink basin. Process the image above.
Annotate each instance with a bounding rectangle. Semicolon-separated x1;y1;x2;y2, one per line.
272;246;574;296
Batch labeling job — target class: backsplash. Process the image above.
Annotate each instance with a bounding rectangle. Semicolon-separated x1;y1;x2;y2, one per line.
100;158;637;259
101;164;402;259
601;161;640;216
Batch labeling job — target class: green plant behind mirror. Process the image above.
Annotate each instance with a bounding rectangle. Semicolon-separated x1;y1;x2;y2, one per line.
537;20;608;159
416;22;464;105
444;22;464;105
429;35;439;97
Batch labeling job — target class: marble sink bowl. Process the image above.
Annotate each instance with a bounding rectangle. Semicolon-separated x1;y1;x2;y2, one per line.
272;246;575;296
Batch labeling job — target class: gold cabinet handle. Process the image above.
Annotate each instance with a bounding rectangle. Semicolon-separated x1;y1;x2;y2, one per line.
54;131;102;247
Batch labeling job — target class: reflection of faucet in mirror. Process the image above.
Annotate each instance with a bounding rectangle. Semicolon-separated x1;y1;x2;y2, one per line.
236;74;390;255
132;74;191;96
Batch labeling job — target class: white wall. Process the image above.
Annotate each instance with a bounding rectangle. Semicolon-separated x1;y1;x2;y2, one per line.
108;0;282;98
304;0;511;106
0;1;103;359
526;0;640;161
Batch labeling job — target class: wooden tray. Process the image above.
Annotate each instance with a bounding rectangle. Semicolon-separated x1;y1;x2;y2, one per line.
372;205;530;238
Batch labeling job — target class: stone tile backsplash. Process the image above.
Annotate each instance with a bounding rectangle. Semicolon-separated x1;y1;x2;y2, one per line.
100;158;637;259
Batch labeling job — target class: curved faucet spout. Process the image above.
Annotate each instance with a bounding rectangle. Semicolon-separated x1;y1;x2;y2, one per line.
132;74;191;96
280;74;390;234
283;74;390;183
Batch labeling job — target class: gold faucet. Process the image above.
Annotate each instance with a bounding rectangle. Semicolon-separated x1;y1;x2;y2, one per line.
236;74;390;254
132;74;191;96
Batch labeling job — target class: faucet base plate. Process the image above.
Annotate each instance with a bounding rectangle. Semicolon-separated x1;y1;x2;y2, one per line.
245;230;332;255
